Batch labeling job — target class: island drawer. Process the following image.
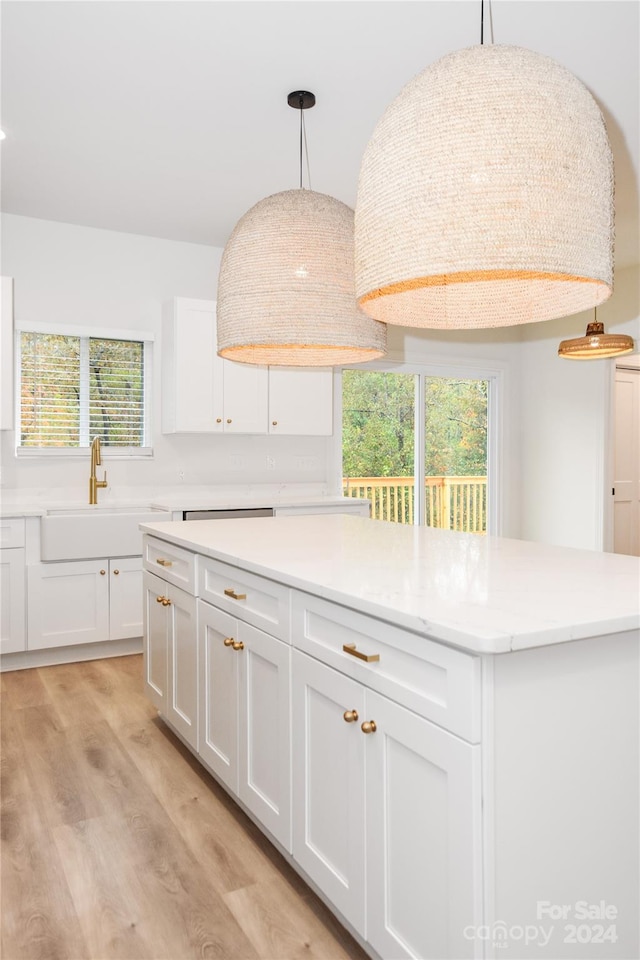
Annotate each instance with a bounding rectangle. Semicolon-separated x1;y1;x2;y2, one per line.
0;517;25;549
143;535;196;593
199;557;290;642
292;591;480;743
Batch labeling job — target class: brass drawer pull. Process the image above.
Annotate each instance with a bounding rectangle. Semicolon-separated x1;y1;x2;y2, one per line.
156;558;173;567
343;709;359;723
342;643;380;663
232;640;244;651
361;720;377;735
223;637;234;647
224;588;247;601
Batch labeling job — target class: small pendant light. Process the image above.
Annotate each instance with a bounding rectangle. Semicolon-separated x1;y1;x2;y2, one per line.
217;91;386;366
354;4;614;331
558;309;634;360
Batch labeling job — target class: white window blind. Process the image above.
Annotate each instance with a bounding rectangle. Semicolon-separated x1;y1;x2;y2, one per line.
19;332;148;449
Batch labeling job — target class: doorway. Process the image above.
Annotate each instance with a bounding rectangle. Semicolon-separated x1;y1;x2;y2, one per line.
341;369;491;534
613;361;640;556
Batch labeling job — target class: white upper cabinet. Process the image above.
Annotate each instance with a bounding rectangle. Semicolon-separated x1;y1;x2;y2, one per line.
162;298;333;436
268;366;333;436
1;277;14;431
162;298;268;434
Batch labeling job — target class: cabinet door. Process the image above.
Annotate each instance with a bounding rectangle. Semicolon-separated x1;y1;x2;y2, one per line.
109;558;143;640
198;600;239;792
165;584;198;750
238;622;291;850
365;690;482;960
268;367;333;435
1;277;13;431
0;548;26;654
222;358;268;434
143;570;169;711
28;560;109;649
163;298;219;433
292;651;366;935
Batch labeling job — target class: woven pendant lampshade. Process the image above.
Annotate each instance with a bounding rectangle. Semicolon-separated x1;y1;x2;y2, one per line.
355;44;614;330
217;188;386;365
558;312;634;360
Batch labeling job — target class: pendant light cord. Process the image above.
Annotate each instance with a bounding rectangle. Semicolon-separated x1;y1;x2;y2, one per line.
300;109;312;190
480;0;494;45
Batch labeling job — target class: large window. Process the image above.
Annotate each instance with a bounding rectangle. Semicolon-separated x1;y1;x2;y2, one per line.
18;331;151;452
342;368;493;533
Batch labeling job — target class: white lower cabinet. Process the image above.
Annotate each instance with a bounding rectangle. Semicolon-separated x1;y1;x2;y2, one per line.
0;547;26;654
198;598;291;850
28;558;143;650
292;650;482;959
143;570;198;749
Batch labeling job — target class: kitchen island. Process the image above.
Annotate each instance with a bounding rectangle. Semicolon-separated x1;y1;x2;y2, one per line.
140;514;640;960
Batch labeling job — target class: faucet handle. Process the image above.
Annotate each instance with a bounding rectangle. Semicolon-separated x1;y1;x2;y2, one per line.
98;470;108;489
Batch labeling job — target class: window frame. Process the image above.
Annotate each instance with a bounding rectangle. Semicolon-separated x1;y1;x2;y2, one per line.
333;354;504;536
14;321;154;458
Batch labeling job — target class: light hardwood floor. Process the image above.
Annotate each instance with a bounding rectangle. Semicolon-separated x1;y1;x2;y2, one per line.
1;655;369;960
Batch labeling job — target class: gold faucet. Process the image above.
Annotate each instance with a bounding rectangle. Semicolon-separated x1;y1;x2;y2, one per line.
89;437;108;504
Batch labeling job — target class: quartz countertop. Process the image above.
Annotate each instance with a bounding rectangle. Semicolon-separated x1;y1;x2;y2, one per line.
0;484;364;518
140;514;640;655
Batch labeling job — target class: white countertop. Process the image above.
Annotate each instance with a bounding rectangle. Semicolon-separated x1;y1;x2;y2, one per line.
0;484;363;518
140;514;640;655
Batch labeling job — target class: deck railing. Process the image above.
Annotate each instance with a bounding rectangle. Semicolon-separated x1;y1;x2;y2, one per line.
343;476;487;533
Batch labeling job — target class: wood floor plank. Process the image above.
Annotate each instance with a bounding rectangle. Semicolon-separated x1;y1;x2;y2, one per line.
79;656;156;730
223;874;369;960
37;660;101;729
1;667;51;711
1;704;90;960
15;703;104;829
119;716;279;895
52;816;166;960
1;655;367;960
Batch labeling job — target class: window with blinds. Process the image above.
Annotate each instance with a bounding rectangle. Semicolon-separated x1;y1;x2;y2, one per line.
19;332;149;449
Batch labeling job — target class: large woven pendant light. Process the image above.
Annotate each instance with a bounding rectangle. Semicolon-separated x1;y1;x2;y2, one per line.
355;40;614;330
217;91;386;366
558;309;634;360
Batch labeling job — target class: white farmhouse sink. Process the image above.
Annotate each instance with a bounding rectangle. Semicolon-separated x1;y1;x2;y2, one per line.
40;506;172;561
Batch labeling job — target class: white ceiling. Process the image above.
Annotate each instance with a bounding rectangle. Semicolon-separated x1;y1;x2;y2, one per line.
2;1;638;267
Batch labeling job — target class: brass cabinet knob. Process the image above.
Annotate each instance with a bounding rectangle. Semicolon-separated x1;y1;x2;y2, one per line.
232;640;244;651
343;710;359;723
113;569;119;575
223;637;234;647
216;418;222;423
272;421;277;426
100;569;106;575
156;595;164;603
226;418;232;424
162;598;172;606
361;720;377;734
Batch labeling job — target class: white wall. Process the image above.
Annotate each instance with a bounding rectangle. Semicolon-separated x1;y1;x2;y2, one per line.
0;214;332;496
518;265;640;550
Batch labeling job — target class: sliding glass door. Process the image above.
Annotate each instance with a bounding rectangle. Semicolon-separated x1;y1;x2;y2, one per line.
342;369;491;533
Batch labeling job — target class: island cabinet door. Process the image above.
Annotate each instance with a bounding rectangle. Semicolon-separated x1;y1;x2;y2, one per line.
237;622;291;851
365;689;483;960
143;570;169;712
198;600;239;793
165;584;198;751
292;651;367;937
